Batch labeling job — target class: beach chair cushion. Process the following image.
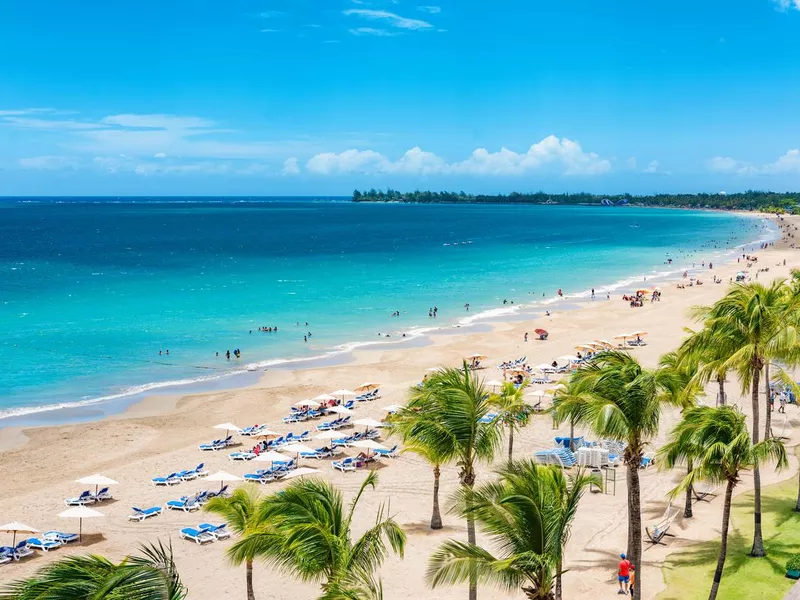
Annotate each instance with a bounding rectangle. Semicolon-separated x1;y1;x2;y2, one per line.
26;537;61;551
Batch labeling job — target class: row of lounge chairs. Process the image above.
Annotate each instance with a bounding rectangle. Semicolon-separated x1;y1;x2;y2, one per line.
333;446;399;472
198;435;235;451
64;487;113;506
127;486;231;522
152;463;208;486
243;463;296;484
180;523;229;545
0;532;79;563
498;356;527;370
355;389;381;401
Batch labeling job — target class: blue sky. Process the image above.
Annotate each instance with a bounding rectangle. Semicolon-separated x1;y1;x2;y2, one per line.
1;0;799;196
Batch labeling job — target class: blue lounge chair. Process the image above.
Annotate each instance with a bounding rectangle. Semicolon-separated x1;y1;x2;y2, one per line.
333;458;357;472
151;472;181;486
43;531;79;544
373;444;399;458
228;451;256;461
316;420;336;431
64;490;95;506
92;487;113;501
165;497;201;512
207;485;229;498
26;537;62;552
11;541;34;560
0;549;10;565
243;472;275;484
199;523;231;540
180;527;215;544
199;439;226;451
128;506;163;521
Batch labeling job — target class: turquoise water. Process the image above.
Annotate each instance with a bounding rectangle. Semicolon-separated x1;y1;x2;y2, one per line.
0;199;775;422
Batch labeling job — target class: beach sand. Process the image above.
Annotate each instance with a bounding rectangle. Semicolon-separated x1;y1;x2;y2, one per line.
1;214;798;599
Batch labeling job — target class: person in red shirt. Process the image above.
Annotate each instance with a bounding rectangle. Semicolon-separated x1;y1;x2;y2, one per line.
617;553;631;595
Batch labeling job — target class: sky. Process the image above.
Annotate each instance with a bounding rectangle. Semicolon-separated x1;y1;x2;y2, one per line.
1;0;799;196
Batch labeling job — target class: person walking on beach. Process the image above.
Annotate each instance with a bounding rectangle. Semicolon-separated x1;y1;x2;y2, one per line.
524;332;528;342
617;553;631;595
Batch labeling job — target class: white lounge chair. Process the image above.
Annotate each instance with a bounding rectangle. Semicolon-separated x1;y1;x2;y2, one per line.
180;527;215;544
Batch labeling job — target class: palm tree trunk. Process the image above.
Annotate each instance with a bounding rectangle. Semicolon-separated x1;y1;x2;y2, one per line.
708;480;735;600
750;368;766;557
684;459;694;518
465;481;478;600
555;557;563;600
569;418;575;452
626;461;643;600
508;425;514;461
717;376;726;406
246;559;256;600
431;465;443;530
764;363;772;440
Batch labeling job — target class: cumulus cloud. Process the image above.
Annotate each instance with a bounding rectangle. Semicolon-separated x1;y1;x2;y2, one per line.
305;136;611;177
282;157;300;174
18;155;80;170
707;150;800;175
343;9;433;31
772;0;800;10
349;27;397;36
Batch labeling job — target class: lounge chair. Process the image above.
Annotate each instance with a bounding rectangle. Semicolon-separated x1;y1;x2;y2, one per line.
128;506;163;521
640;452;655;469
64;490;95;506
240;425;264;437
645;505;678;545
26;537;62;552
343;400;355;409
199;523;231;540
92;487;113;501
333;458;357;472
151;473;181;486
199;439;226;451
165;497;201;512
373;444;399;458
228;451;256;461
180;527;215;545
0;550;11;565
43;531;79;544
11;541;34;560
316;420;336;431
243;472;275;484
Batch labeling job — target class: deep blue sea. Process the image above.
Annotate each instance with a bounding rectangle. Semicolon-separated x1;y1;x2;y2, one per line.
0;198;776;423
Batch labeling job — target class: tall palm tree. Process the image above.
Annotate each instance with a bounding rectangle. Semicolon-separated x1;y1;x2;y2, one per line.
678;326;734;407
406;364;504;600
659;405;787;600
427;460;598;600
205;486;265;600
0;541;186;600
566;351;680;600
659;349;704;518
693;280;800;556
491;381;533;461
231;471;405;600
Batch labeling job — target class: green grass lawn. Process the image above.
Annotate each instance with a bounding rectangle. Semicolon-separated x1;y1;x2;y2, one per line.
658;475;800;600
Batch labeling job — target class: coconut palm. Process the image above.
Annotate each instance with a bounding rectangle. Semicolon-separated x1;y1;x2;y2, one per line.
551;378;593;454
407;364;504;600
566;351;681;600
678;326;734;407
427;460;598;600
692;280;800;556
491;381;534;460
659;405;787;600
204;486;265;600
229;471;405;600
0;541;186;600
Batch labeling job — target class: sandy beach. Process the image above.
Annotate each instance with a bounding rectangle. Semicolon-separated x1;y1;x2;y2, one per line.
1;213;798;600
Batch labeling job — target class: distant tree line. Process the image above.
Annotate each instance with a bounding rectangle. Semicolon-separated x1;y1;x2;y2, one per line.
351;188;800;212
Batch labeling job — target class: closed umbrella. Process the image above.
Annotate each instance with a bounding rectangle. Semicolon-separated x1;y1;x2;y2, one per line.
58;506;104;542
0;522;39;547
75;474;119;497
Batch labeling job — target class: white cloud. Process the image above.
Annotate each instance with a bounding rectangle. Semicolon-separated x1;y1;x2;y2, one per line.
349;27;397;36
706;151;800;175
101;114;214;129
261;28;280;33
259;10;285;18
283;157;300;174
644;160;659;173
154;152;167;159
418;5;441;13
772;0;800;10
0;108;58;117
1;116;101;130
343;9;433;31
305;136;611;177
18;155;80;170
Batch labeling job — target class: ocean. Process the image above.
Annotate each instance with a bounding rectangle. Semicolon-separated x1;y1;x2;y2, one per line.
0;198;776;425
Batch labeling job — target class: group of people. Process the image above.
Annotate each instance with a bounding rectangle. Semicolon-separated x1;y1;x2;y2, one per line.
428;306;439;318
253;326;278;333
218;349;241;360
617;553;636;596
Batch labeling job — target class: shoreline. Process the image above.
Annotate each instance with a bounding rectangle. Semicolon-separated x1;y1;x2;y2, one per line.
0;214;797;599
0;209;778;430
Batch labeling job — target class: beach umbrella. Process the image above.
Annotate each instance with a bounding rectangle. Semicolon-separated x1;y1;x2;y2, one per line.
535;363;554;371
353;417;384;428
0;522;39;547
283;443;315;454
253;429;281;439
485;379;504;391
58;507;104;542
253;451;289;464
527;389;547;398
614;333;630;341
351;439;388;459
595;339;614;348
382;404;403;414
330;389;356;399
75;474;119;497
314;430;344;440
534;328;548;336
312;393;338;403
294;399;321;408
282;467;321;480
354;382;380;392
327;405;353;416
205;470;242;492
630;330;648;337
213;423;241;436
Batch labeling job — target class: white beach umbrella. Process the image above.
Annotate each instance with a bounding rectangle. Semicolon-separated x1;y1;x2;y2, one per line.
253;451;291;464
354;382;380;392
558;355;580;362
327;405;353;415
330;389;356;399
485;379;504;390
351;439;388;458
314;430;345;440
614;333;631;340
382;404;403;413
466;353;487;360
535;363;554;371
283;443;316;454
312;394;338;402
0;522;39;546
213;423;241;436
75;474;119;496
253;429;281;439
282;467;321;480
353;418;384;428
630;330;648;337
205;470;242;492
527;389;547;399
58;506;104;542
294;399;321;408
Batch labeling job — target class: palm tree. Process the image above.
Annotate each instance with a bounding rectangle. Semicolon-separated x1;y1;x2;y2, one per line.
0;541;186;600
231;471;405;600
205;486;265;600
551;378;593;454
566;351;680;600
678;326;732;407
427;460;598;600
693;280;800;556
491;381;534;460
406;364;504;600
658;349;704;518
659;405;787;600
